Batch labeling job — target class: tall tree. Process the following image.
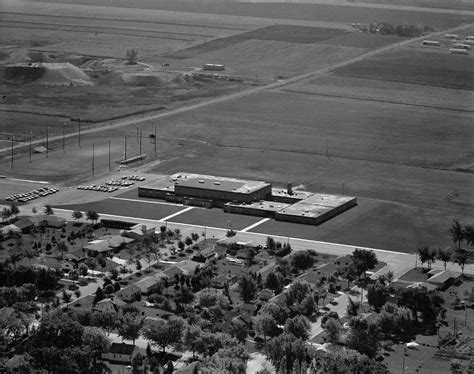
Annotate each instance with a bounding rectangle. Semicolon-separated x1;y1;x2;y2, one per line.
183;325;203;359
9;204;20;218
352;249;378;278
43;205;54;215
143;316;185;353
367;282;390;312
450;219;464;249
254;313;280;342
86;210;99;225
437;249;452;270
238;275;257;303
346;317;381;358
454;250;468;275
284;315;310;341
117;310;145;345
72;210;83;223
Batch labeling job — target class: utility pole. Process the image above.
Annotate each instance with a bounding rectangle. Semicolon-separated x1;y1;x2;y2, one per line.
10;138;14;169
124;135;127;160
62;121;65;152
136;126;139;143
139;129;142;155
46;127;49;158
108;139;111;171
29;132;32;163
78;119;81;148
92;144;95;176
402;348;406;374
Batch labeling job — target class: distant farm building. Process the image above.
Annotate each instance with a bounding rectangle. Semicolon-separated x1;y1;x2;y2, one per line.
203;63;225;71
450;48;469;55
422;40;440;47
444;34;460;40
452;43;471;50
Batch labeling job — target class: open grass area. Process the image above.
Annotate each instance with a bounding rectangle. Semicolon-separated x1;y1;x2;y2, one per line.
29;0;474;29
335;48;474;90
286;75;473;111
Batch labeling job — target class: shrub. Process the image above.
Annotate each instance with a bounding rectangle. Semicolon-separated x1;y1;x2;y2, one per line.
68;284;79;291
178;253;186;257
79;280;88;287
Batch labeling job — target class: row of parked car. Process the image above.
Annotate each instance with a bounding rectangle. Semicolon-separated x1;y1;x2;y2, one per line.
77;185;119;193
106;180;134;187
5;186;59;203
122;175;146;181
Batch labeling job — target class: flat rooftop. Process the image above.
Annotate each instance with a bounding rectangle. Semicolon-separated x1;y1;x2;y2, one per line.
141;173;270;195
225;200;291;212
301;193;355;207
277;194;357;219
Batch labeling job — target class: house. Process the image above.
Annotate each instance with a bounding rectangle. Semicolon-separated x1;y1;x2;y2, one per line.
215;234;259;256
175;259;206;275
99;235;134;252
65;248;87;263
103;342;138;364
84;240;112;257
117;284;141;302
192;246;216;263
121;223;156;240
231;314;253;330
14;219;34;233
426;271;461;290
40;215;66;228
92;297;125;315
1;224;21;236
135;276;162;295
163;265;184;279
60;260;75;273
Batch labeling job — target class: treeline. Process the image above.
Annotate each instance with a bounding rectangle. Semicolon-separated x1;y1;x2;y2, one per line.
0;264;62;291
360;22;434;37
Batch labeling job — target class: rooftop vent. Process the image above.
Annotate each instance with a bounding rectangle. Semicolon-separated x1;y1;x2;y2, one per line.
214;181;221;185
198;180;204;183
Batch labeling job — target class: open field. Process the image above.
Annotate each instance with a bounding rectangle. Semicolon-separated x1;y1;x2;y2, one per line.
335;47;474;90
28;0;474;29
284;75;474;111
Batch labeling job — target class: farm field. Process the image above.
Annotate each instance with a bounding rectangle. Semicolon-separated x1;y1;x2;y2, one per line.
284;75;473;111
161;26;403;79
28;0;474;29
334;47;474;90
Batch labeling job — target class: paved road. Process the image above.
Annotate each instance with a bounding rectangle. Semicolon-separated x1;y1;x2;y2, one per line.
1;23;472;157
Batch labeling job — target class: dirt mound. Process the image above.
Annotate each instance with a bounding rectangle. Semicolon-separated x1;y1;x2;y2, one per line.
33;63;92;86
7;50;52;64
55;54;89;66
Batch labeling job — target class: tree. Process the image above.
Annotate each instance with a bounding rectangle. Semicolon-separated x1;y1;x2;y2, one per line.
135;258;142;271
254;313;280;342
72;210;83;223
285;280;311;307
238;275;257;303
367;282;390;312
185;236;193;247
86;210;99;225
2;207;11;222
450;359;464;374
82;326;111;369
117;310;145;345
126;49;138;65
143;316;185;353
62;290;72;307
78;263;88;277
69;269;79;283
437;249;452;270
174;228;181;241
464;224;474;246
266;236;276;251
178;241;185;251
352;249;378;278
324;318;342;344
450;219;464;249
57;241;67;260
346;296;360;317
454;250;468;275
291;251;315;271
346;317;381;358
74;289;81;299
44;205;54;215
284;315;310;341
183;325;203;359
9;203;20;218
265;333;307;374
418;246;430;269
31;206;38;216
93;287;105;306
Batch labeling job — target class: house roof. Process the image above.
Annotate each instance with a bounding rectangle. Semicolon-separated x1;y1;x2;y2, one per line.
109;342;136;355
163;265;184;279
199;246;216;258
14;219;34;230
118;284;141;295
1;224;21;235
427;271;460;285
176;260;203;275
135;276;160;291
84;240;111;252
66;248;86;260
100;235;134;248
